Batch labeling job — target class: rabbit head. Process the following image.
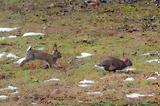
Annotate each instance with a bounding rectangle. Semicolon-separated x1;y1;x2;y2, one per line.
122;53;132;67
123;58;132;66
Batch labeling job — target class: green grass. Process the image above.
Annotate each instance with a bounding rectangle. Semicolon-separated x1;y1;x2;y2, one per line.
0;0;160;105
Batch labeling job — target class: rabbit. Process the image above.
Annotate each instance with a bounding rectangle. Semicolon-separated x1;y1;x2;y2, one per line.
20;44;62;68
96;53;132;72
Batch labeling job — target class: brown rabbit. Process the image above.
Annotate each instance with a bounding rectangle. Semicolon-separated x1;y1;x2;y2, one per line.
96;53;132;72
20;44;62;68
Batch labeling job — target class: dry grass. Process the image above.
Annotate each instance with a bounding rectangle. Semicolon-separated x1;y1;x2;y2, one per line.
0;0;160;105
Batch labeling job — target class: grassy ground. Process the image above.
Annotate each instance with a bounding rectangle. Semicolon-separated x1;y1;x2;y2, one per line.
0;0;160;106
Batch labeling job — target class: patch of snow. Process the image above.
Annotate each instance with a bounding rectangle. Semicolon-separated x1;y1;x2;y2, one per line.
125;67;136;71
7;53;19;59
142;52;160;56
78;84;91;88
0;86;18;91
76;52;92;59
87;92;102;96
31;102;37;105
147;77;157;80
44;78;60;83
0;52;19;59
0;27;18;32
14;57;26;64
145;59;160;63
126;93;145;98
23;32;45;37
94;64;105;70
7;86;18;90
0;52;6;58
0;35;17;40
0;95;8;101
126;93;155;99
124;77;135;82
79;79;95;84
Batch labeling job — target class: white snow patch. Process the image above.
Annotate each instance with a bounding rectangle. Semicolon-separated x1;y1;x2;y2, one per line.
0;86;18;91
79;79;95;84
14;57;26;64
125;67;136;71
0;27;18;32
76;52;92;59
44;78;60;83
124;77;135;82
31;103;37;105
78;84;91;88
87;92;102;96
0;52;19;59
0;95;8;101
126;93;145;98
142;52;160;56
0;52;6;58
126;93;155;99
145;59;160;63
7;86;18;90
23;32;45;37
0;35;17;40
94;64;105;70
7;53;19;59
147;77;157;80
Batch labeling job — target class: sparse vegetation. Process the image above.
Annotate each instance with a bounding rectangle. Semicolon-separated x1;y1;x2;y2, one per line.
0;0;160;106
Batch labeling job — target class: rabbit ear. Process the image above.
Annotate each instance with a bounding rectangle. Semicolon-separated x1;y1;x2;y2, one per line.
27;46;32;52
123;52;128;60
53;44;58;51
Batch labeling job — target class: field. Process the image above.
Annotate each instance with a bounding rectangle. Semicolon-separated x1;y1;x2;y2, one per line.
0;0;160;106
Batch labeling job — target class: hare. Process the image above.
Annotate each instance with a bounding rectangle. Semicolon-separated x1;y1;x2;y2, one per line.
96;53;132;72
20;44;62;68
